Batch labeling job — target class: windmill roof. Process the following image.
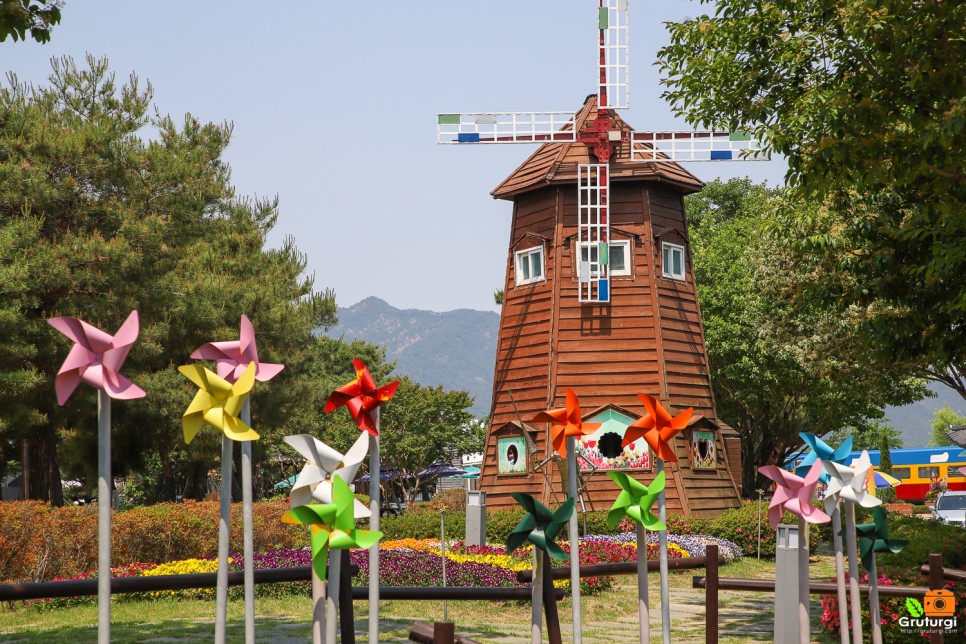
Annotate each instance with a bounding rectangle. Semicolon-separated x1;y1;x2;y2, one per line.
491;95;705;200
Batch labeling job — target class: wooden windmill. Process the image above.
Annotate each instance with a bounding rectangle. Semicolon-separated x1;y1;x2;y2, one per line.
437;0;764;517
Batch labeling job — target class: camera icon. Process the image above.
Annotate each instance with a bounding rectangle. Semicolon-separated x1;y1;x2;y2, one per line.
924;589;956;617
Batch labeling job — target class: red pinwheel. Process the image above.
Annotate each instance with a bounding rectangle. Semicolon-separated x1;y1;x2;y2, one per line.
532;388;601;458
324;359;399;436
622;393;692;463
48;310;146;405
190;314;284;384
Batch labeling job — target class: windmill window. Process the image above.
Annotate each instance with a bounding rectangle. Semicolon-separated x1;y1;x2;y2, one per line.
515;246;545;286
578;240;631;277
662;242;686;280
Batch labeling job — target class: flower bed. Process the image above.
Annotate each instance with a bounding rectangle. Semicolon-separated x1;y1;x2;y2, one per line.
26;531;736;608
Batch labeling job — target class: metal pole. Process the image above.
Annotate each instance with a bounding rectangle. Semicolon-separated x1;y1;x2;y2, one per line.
97;390;111;644
757;492;762;560
441;511;448;623
215;435;233;644
241;399;255;644
566;437;582;644
656;459;671;644
868;552;882;644
368;408;381;644
326;550;340;644
637;523;650;643
532;548;544;644
312;564;326;644
927;554;944;644
831;504;850;644
798;517;810;644
844;502;863;644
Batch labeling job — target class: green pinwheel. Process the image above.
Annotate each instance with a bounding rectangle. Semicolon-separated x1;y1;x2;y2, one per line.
853;506;908;571
606;470;667;531
282;475;382;579
507;493;574;561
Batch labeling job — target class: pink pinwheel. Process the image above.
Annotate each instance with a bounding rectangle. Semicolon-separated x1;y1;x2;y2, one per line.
48;311;146;405
758;461;831;529
190;314;284;383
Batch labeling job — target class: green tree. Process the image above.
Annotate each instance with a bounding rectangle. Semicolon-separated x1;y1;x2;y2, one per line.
320;376;479;506
0;0;60;43
0;56;335;503
827;419;903;453
929;404;966;447
688;179;923;492
659;0;966;392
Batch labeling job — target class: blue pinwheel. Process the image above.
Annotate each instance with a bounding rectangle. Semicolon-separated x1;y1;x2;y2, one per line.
795;432;853;483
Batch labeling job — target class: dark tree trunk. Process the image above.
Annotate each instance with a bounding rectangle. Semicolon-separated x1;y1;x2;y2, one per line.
25;429;64;506
158;444;176;503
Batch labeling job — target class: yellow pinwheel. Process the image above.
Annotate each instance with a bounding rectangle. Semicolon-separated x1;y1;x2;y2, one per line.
179;361;258;444
282;475;383;579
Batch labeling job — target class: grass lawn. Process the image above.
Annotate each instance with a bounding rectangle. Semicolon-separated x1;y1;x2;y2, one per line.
0;555;839;643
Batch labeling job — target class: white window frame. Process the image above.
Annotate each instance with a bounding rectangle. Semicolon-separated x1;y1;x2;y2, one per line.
514;246;545;286
577;239;631;278
662;242;686;280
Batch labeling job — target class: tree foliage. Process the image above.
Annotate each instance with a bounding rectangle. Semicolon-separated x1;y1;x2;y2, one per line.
0;0;60;43
0;57;484;506
929;404;966;447
660;0;966;392
688;179;923;492
0;56;342;502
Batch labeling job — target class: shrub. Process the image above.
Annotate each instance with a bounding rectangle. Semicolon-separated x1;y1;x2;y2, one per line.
820;569;966;644
380;509;466;541
408;488;467;513
0;500;306;583
876;514;966;570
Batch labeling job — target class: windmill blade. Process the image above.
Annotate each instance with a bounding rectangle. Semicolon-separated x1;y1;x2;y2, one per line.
598;0;629;110
437;112;577;144
577;164;610;303
630;130;769;162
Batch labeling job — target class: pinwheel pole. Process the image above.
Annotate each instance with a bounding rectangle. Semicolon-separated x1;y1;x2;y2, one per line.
867;544;883;644
48;311;147;644
215;432;233;644
565;436;582;644
843;501;863;644
830;502;850;644
635;523;649;643
605;470;665;644
326;546;341;644
96;390;112;644
240;400;256;644
655;459;671;644
531;546;544;644
368;407;380;644
799;432;856;644
190;314;285;644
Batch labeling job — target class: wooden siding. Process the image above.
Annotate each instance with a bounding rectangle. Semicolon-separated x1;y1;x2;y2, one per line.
480;123;741;518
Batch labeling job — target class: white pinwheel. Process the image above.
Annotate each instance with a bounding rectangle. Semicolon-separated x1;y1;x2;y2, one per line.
822;450;882;514
285;431;371;518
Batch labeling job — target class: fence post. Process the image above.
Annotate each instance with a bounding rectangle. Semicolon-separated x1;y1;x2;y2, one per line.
928;553;943;644
706;544;719;644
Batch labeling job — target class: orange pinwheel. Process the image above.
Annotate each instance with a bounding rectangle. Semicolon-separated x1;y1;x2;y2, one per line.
622;393;692;463
323;359;399;436
532;388;600;458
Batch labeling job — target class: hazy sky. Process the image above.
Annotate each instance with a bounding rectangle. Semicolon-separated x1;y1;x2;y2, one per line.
4;0;787;313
